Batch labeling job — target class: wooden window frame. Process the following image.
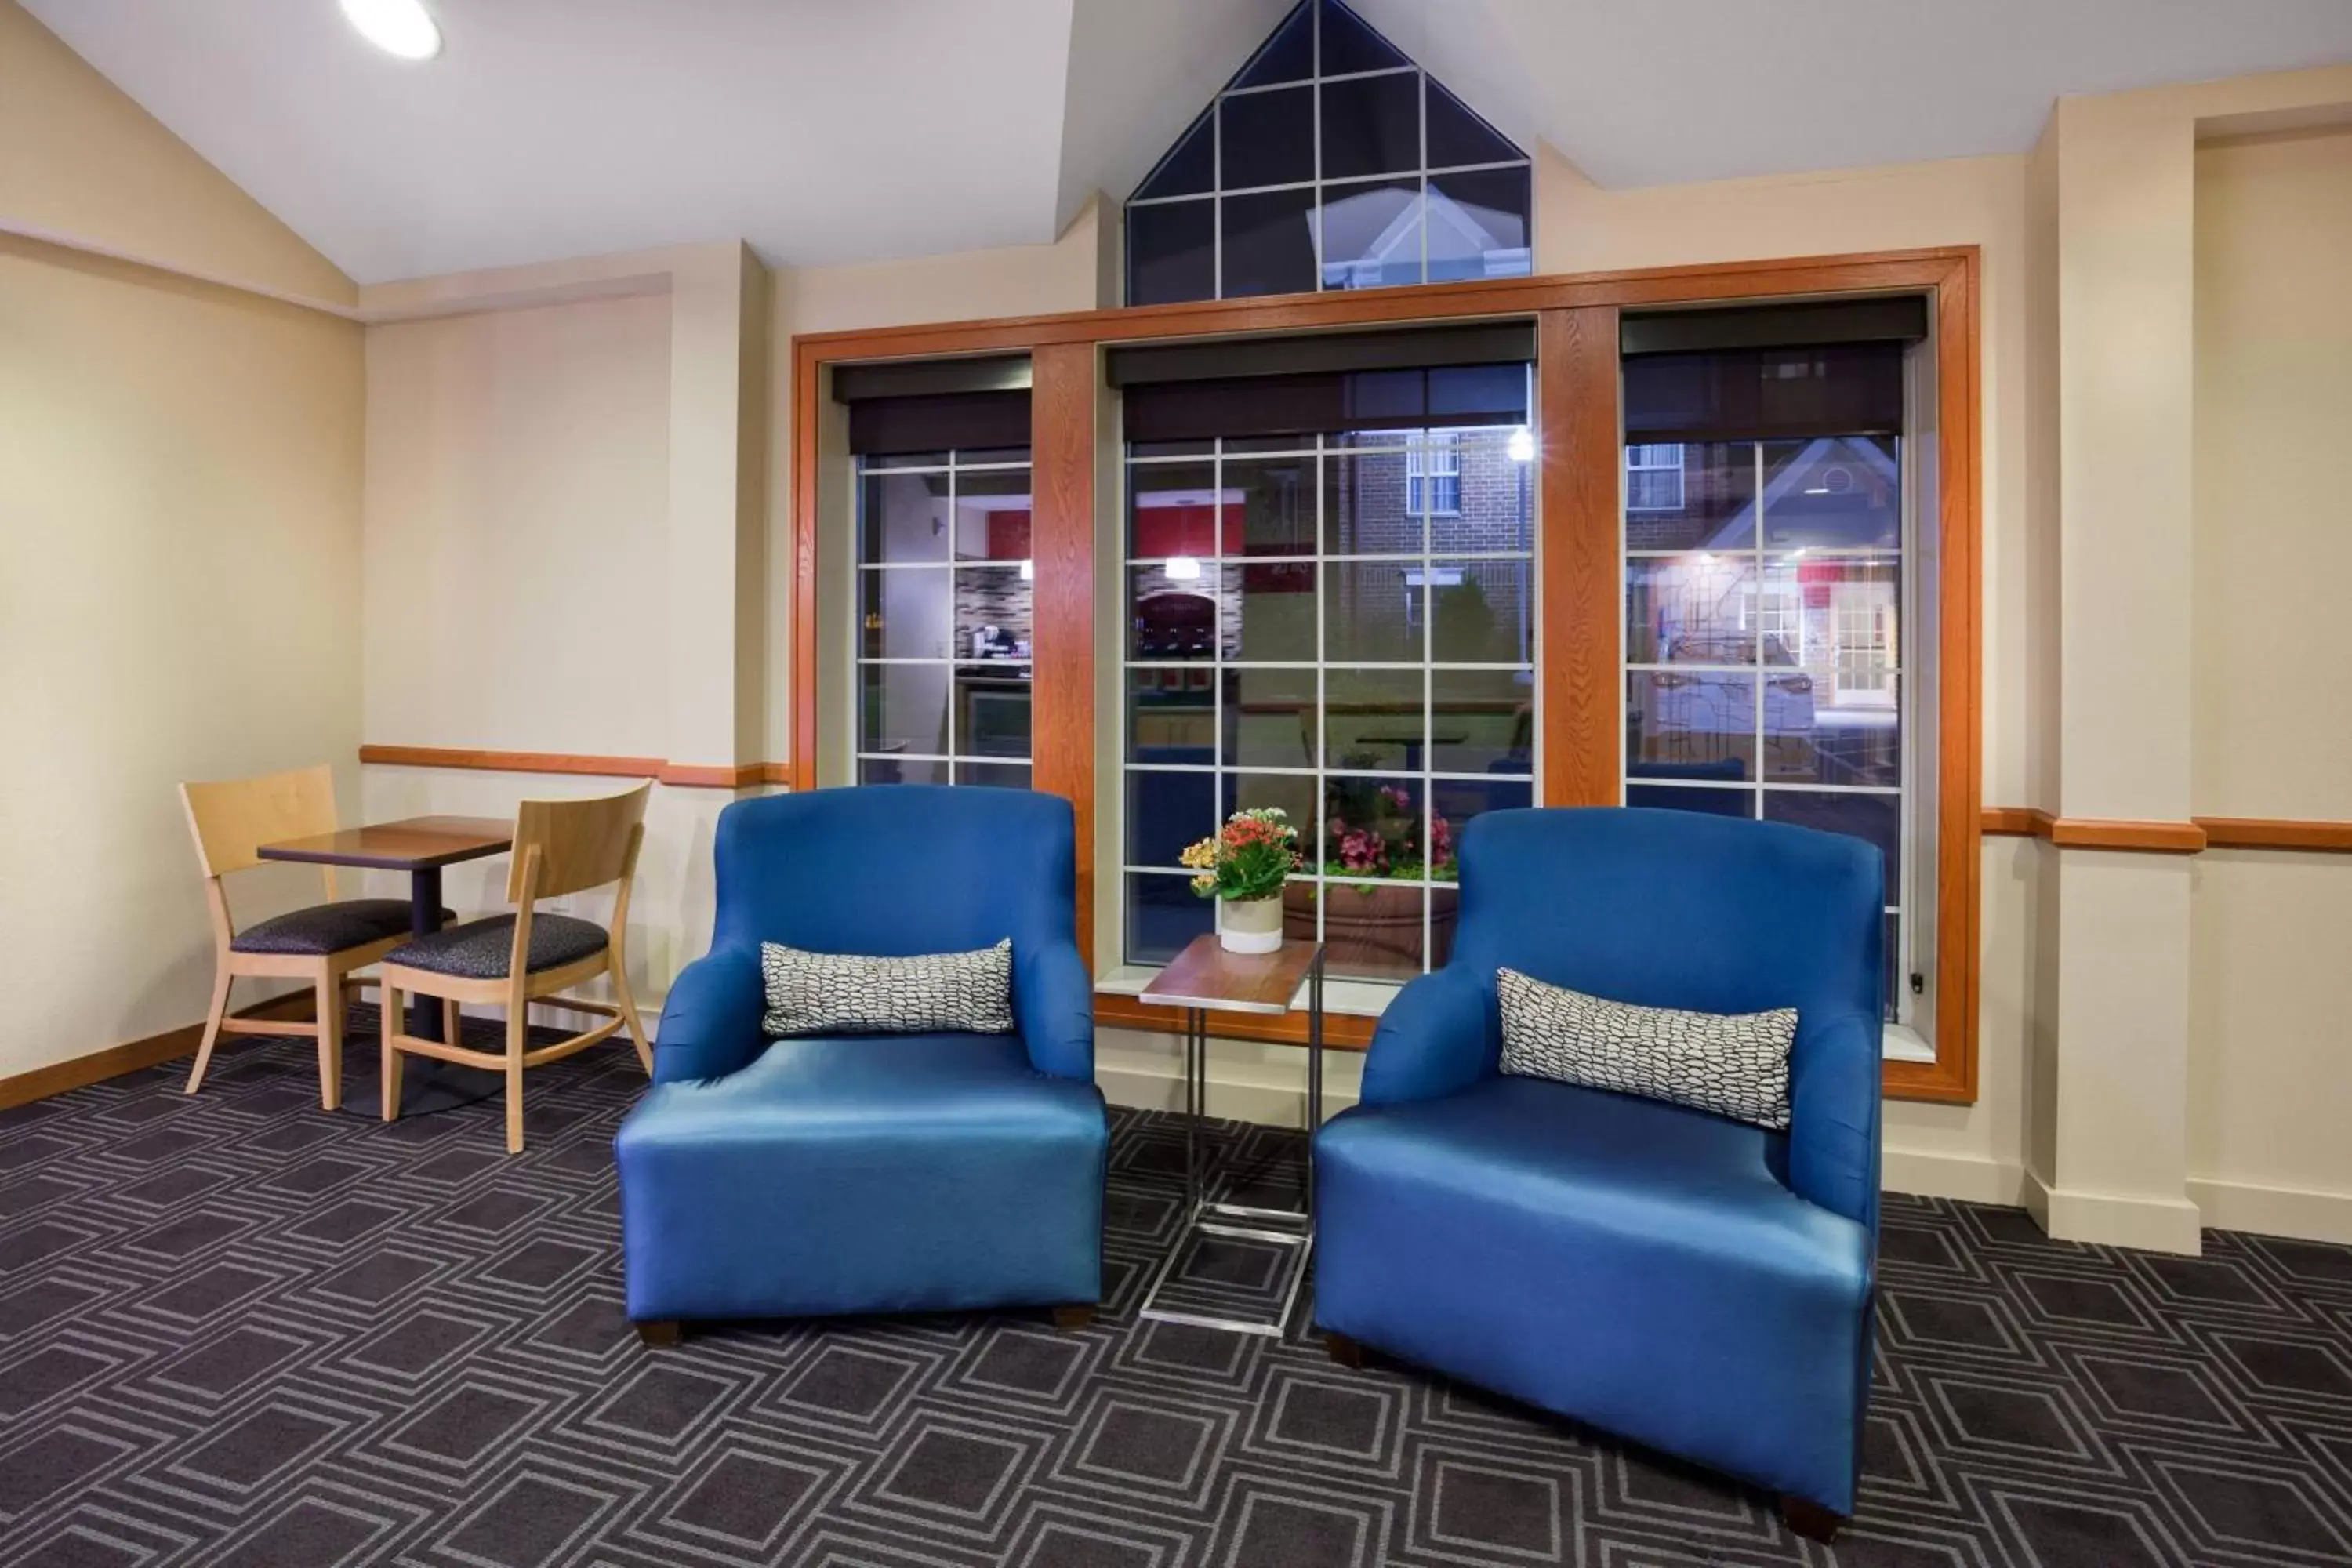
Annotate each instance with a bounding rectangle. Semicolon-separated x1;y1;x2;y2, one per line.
790;246;1981;1103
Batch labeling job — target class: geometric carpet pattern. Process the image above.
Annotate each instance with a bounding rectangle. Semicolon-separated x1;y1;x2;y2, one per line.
5;1015;2352;1566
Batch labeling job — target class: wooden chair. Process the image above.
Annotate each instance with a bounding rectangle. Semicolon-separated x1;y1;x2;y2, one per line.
378;783;654;1152
180;764;444;1109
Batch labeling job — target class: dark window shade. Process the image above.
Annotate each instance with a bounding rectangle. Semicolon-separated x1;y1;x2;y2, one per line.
834;355;1030;403
1109;323;1532;387
1623;344;1904;443
1125;363;1528;445
847;391;1031;457
1621;298;1926;357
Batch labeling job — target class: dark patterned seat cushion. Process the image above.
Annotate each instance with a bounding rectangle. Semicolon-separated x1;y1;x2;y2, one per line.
1496;967;1797;1131
385;913;609;981
230;900;451;956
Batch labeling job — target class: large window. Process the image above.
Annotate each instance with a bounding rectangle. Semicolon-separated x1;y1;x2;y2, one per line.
1121;394;1537;982
1125;0;1532;306
855;447;1034;786
1621;339;1919;1027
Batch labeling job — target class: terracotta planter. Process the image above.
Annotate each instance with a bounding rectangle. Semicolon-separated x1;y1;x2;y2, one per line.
1217;894;1283;954
1283;881;1459;980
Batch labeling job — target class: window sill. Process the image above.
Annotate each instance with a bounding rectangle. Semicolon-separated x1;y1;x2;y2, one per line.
1099;964;1943;1066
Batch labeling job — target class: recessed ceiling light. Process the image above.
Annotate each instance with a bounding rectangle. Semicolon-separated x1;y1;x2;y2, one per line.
340;0;441;60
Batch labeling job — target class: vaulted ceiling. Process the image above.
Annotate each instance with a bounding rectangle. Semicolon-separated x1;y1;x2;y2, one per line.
25;0;2352;285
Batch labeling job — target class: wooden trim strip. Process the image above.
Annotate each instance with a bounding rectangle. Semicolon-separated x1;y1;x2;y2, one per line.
1981;808;2352;855
0;993;316;1112
1924;254;1984;1109
1030;343;1099;967
1537;306;1621;806
360;745;662;778
1095;992;1377;1052
2195;817;2352;853
358;746;786;789
2049;818;2208;853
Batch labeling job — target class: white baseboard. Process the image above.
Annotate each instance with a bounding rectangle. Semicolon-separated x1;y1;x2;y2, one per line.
1882;1148;2027;1207
2031;1174;2205;1255
2187;1177;2352;1246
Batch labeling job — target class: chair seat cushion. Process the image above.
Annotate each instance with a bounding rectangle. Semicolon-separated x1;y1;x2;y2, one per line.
1314;1075;1871;1510
231;899;447;956
385;913;608;980
616;1032;1107;1320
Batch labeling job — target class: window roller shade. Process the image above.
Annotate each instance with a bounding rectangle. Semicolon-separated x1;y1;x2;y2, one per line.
1115;324;1534;445
836;356;1033;457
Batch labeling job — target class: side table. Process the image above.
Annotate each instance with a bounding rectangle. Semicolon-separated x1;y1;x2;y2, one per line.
1135;935;1327;1336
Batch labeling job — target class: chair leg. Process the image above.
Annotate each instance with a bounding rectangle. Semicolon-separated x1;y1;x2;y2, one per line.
184;966;234;1095
612;958;653;1076
1051;1304;1096;1330
380;984;404;1123
1323;1330;1366;1370
315;970;343;1112
443;998;463;1047
635;1319;682;1347
1780;1497;1844;1544
504;1007;528;1154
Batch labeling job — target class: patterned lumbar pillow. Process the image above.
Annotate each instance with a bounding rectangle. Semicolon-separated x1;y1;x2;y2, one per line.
1495;967;1796;1131
760;939;1015;1037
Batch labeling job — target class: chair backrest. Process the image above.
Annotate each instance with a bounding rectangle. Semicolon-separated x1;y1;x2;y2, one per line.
510;784;652;904
709;786;1075;958
180;764;339;880
1452;806;1882;1029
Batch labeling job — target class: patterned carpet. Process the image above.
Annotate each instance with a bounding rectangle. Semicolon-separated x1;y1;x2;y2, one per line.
4;1015;2352;1567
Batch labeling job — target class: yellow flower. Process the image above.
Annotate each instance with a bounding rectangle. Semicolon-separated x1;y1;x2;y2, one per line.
1190;874;1216;895
1178;838;1218;870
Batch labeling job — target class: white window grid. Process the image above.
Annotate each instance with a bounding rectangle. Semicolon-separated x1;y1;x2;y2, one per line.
1123;1;1534;300
1122;426;1538;976
1621;439;1912;1025
1625;442;1686;511
854;450;1036;786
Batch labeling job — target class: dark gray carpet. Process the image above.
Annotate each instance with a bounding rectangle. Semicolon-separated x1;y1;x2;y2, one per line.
4;1011;2351;1566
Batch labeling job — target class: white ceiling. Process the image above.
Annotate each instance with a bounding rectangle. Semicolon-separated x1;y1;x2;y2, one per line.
25;0;2352;285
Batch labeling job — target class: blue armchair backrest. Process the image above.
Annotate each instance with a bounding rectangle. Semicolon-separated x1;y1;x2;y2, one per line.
1454;806;1882;1027
710;786;1076;958
1451;807;1885;1229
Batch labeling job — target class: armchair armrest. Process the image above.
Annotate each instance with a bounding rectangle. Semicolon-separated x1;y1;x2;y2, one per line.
1014;939;1094;1082
1359;964;1497;1106
1788;1011;1883;1232
651;946;767;1084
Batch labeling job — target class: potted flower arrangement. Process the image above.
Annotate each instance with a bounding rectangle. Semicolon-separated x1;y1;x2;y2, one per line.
1181;807;1302;954
1283;772;1459;978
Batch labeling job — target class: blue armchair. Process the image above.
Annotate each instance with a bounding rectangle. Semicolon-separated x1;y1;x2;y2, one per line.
1313;807;1882;1534
615;787;1107;1334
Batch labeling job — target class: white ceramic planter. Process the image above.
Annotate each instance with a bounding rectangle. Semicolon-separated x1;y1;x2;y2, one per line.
1218;895;1283;954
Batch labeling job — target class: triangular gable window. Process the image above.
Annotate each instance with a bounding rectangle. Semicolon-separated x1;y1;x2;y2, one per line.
1127;0;1532;306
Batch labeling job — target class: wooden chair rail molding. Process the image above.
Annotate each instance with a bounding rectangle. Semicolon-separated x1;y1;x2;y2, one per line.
1979;808;2352;854
357;746;788;789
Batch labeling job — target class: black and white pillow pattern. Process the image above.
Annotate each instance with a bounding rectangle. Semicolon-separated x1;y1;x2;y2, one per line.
1495;967;1796;1131
760;938;1015;1037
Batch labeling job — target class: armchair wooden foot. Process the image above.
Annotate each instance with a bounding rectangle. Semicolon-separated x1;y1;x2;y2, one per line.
1051;1304;1096;1330
1323;1330;1366;1370
634;1319;683;1347
1780;1497;1843;1544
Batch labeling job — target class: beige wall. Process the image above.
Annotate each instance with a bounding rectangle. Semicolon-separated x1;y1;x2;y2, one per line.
0;0;353;307
2184;126;2352;1238
364;294;674;757
0;2;362;1076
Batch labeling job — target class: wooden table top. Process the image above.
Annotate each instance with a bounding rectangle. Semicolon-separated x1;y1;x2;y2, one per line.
257;815;514;872
1142;935;1324;1016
